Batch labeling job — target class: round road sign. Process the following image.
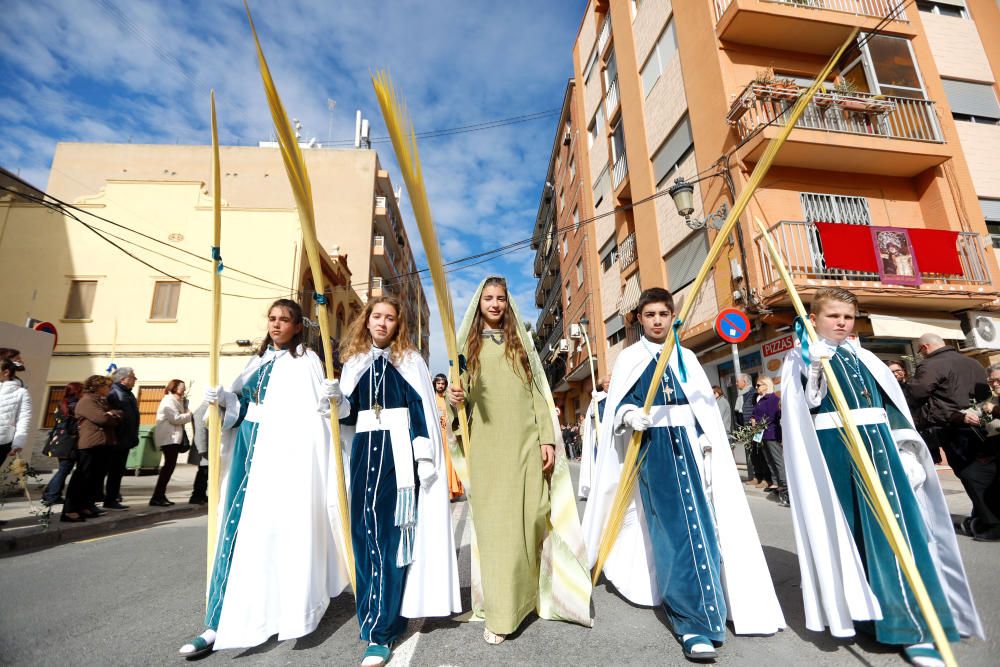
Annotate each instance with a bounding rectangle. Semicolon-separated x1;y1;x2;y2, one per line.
715;308;750;344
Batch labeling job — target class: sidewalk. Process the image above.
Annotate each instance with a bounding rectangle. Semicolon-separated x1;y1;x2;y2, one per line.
0;463;206;556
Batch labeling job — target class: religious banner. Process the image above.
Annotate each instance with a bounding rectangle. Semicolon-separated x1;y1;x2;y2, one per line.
871;226;921;286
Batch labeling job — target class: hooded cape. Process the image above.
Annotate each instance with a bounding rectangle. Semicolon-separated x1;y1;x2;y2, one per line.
213;346;351;649
338;347;462;618
780;341;984;639
581;340;785;635
578;391;606;499
451;276;593;627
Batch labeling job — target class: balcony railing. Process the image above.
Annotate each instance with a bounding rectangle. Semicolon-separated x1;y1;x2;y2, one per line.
605;77;620;118
714;0;907;22
728;82;943;144
612;151;629;189
370;277;384;297
597;13;611;54
618;232;637;270
753;221;991;294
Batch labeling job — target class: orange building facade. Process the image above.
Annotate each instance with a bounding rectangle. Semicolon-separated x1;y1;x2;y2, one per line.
534;0;1000;413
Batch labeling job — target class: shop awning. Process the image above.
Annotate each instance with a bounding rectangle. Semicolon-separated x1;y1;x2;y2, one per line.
869;313;964;340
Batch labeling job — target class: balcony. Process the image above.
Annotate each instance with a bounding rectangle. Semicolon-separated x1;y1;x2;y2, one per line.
727;82;948;177
535;264;560;306
369;276;384;298
605;77;620;119
753;220;995;309
372;235;396;277
618;232;637;271
611;151;629;190
714;0;911;56
597;13;611;56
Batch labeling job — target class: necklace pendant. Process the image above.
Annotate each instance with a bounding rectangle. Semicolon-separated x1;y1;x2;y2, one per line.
861;387;871;404
663;382;674;401
373;402;382;421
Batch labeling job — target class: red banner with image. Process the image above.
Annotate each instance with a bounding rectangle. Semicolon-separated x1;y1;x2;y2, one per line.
907;228;963;275
814;222;879;272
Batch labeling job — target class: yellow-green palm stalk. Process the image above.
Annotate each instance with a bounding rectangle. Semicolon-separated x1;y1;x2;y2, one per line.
371;71;472;458
753;216;955;667
591;28;860;586
244;1;354;592
206;90;224;587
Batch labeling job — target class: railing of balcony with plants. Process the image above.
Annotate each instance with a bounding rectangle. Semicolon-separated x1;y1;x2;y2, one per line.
714;0;908;22
753;221;990;294
727;78;942;143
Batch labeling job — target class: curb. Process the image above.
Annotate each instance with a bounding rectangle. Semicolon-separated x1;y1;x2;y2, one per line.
0;502;207;557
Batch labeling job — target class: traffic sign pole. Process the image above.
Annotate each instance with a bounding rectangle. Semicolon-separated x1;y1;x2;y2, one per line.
731;343;741;378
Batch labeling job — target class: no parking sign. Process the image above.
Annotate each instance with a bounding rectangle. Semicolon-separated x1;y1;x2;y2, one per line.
715;308;750;344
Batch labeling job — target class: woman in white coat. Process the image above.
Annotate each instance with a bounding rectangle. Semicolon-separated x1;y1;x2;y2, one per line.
151;379;192;506
0;358;32;465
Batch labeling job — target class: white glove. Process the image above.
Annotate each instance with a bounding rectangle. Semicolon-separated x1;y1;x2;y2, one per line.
322;379;344;406
898;448;927;490
592;390;602;400
204;385;224;405
810;340;836;368
417;459;437;488
623;409;653;432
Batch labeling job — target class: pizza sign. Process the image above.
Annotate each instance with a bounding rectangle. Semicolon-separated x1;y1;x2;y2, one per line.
762;335;794;358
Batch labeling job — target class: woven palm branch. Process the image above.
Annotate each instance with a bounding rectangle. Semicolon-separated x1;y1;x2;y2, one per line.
206;90;224;587
243;1;354;591
371;71;472;458
753;216;954;666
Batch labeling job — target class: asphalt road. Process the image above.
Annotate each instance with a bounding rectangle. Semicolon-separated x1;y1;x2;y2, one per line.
2;465;997;666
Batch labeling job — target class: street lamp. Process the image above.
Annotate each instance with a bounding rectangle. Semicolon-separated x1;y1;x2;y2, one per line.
668;177;728;231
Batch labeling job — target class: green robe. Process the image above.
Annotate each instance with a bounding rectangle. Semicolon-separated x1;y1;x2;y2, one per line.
467;334;555;634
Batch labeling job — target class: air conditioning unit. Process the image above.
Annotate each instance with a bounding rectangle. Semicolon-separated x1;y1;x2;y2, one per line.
960;311;1000;351
568;323;582;339
563;131;572;146
558;338;570;353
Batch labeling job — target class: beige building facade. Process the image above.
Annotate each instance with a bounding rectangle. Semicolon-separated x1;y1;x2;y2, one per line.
0;141;429;432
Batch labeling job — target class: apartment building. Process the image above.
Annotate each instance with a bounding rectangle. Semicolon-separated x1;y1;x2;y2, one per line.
532;81;609;421
544;0;1000;404
0;140;430;432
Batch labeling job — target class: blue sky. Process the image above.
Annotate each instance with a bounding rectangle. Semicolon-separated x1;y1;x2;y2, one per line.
0;0;585;372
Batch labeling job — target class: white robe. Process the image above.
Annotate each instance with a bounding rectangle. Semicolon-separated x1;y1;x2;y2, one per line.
581;340;786;635
338;349;462;618
214;346;351;650
577;391;606;500
780;341;984;640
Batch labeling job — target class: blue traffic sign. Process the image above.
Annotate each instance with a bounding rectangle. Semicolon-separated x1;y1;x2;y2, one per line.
715;308;750;344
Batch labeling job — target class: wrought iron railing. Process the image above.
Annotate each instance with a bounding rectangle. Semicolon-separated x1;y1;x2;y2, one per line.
605;77;620;118
714;0;907;22
618;232;637;270
728;82;943;143
753;220;991;294
612;151;629;189
597;13;611;54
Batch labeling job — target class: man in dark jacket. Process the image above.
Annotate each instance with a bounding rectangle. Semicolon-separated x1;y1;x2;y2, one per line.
105;367;140;510
908;335;989;475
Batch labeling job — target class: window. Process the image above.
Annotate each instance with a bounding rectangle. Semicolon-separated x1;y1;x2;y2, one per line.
800;193;872;225
565;281;572;307
559;188;565;215
610;119;625;163
593;163;611;208
982;199;1000;248
917;1;968;18
573;206;580;231
605;49;618;92
839;34;926;100
666;232;709;292
576;258;584;287
569;156;576;181
64;280;96;320
942;79;1000;123
606;314;626;346
599;238;619;272
639;20;677;97
651;115;693;188
138;385;167;425
149;281;181;320
42;386;66;429
562;235;569;256
588;105;605;149
583;46;599;84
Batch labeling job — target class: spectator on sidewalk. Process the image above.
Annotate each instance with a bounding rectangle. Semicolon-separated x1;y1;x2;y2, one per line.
0;358;32;465
960;364;1000;542
0;349;26;388
189;399;209;505
713;384;733;435
752;376;788;506
105;367;140;510
908;334;989;476
42;382;83;506
736;373;768;487
887;359;924;435
62;375;121;523
151;380;192;507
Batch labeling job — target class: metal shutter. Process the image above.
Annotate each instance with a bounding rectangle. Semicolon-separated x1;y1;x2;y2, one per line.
942;79;1000;119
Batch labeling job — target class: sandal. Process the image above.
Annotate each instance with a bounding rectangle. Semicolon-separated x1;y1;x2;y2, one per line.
904;644;944;667
681;635;717;662
361;642;392;666
483;628;506;645
178;635;214;659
